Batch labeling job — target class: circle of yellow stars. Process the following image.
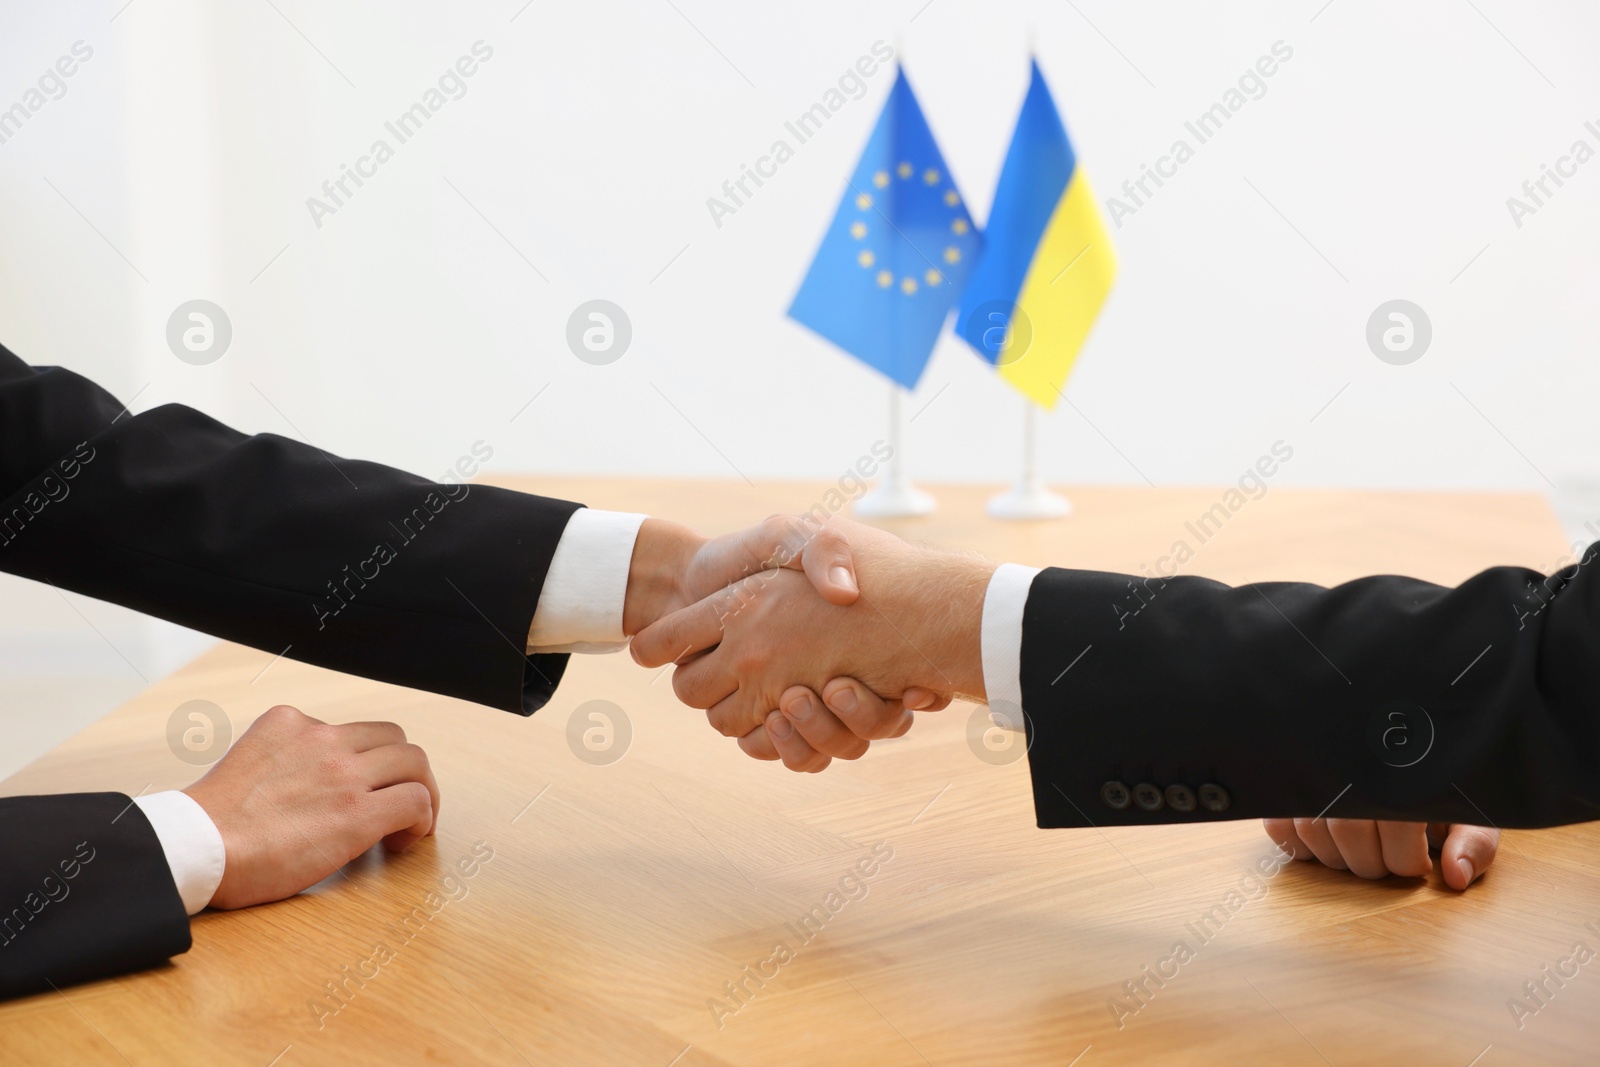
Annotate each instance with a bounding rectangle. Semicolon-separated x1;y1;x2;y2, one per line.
850;161;971;296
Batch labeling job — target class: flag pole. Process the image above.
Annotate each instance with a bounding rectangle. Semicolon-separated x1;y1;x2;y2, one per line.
855;382;936;517
986;399;1069;519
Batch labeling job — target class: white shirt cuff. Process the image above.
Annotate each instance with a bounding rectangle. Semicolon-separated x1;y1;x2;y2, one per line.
527;508;648;653
133;790;226;916
981;563;1042;728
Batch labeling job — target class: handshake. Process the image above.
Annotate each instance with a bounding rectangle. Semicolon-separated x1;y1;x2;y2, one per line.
178;507;1497;928
610;510;1499;891
617;512;993;772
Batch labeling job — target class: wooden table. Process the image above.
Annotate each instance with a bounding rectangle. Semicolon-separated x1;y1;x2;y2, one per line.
3;478;1597;1066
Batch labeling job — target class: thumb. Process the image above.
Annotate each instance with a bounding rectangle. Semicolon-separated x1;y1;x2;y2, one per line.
793;521;858;605
1439;824;1500;890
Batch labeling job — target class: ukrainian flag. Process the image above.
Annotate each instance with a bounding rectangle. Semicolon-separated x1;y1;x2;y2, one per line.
957;61;1116;408
789;67;982;390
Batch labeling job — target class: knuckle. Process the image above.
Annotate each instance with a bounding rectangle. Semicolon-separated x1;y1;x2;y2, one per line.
264;704;304;727
406;783;433;820
674;672;701;709
761;514;792;542
705;707;737;739
320;753;359;783
331;784;368;821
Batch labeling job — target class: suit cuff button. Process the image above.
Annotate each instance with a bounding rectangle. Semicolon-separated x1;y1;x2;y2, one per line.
1099;780;1131;810
1198;783;1231;812
1132;782;1164;811
1165;784;1196;813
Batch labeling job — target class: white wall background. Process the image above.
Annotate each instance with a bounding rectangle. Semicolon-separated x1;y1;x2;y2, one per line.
2;0;1598;766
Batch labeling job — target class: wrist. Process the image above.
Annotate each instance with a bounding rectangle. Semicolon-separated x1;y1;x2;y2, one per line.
875;548;993;700
179;782;237;908
622;518;708;636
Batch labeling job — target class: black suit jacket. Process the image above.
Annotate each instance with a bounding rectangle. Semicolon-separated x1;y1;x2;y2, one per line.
1020;561;1600;830
0;795;189;1000
0;344;583;998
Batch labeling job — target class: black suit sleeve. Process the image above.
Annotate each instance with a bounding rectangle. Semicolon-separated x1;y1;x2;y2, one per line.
0;343;583;715
1019;557;1600;829
0;794;190;1000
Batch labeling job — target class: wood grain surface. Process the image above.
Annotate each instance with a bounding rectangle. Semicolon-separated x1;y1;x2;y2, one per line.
3;477;1596;1066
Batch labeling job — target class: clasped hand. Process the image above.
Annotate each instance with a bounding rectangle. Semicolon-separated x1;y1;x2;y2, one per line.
629;511;1499;891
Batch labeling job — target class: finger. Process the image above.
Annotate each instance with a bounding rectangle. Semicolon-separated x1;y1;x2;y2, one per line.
706;687;765;739
781;688;869;760
1439;824;1500;890
901;687;952;712
357;743;441;836
737;727;781;761
1291;817;1347;870
336;720;408;753
728;514;858;605
1262;819;1316;861
1326;819;1387;879
821;678;913;741
370;781;435;852
765;711;831;773
673;651;740;712
793;522;859;605
1375;821;1431;878
632;592;730;668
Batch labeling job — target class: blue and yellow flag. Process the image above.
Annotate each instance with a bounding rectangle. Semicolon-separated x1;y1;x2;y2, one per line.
789;68;982;390
957;61;1116;408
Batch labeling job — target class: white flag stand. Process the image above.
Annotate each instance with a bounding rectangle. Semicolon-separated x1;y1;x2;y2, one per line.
986;401;1070;519
855;384;936;517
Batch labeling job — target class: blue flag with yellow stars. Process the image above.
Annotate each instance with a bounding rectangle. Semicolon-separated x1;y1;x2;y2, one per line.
788;67;982;389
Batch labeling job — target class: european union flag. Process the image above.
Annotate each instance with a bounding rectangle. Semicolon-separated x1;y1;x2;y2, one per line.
788;67;982;390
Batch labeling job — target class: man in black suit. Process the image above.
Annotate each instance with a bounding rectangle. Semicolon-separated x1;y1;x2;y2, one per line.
0;343;862;998
631;518;1554;888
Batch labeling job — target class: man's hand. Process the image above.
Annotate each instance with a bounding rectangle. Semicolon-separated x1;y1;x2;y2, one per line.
621;514;862;638
182;705;441;911
633;520;991;741
1262;818;1499;890
736;679;950;772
